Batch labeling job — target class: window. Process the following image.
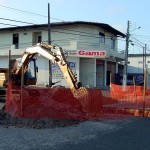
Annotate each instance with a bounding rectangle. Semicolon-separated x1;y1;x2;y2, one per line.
37;35;42;43
28;60;36;78
99;32;105;43
147;61;150;63
13;33;19;49
32;32;42;45
128;61;130;64
111;37;115;49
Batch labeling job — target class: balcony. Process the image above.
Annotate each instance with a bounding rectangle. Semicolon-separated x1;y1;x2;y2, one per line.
106;49;125;60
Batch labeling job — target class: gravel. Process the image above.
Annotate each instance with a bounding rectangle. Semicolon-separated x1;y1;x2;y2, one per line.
0;110;80;129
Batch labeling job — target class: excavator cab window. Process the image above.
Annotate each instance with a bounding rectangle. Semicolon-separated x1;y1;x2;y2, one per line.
25;58;37;85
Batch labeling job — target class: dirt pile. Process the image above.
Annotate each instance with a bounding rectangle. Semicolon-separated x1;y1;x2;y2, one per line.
0;110;80;129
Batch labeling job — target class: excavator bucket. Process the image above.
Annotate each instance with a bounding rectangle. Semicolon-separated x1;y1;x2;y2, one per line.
72;87;103;118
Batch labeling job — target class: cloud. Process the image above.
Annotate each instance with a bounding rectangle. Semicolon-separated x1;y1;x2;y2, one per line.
0;0;9;5
107;5;126;15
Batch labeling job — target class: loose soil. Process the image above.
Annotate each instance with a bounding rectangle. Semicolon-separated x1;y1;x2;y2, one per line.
0;110;80;129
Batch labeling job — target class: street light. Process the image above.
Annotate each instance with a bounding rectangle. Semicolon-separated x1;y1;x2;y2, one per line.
130;26;141;32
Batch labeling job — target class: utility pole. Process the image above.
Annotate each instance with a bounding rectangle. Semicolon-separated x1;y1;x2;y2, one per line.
142;44;147;72
143;46;145;74
123;20;130;90
145;44;147;68
48;3;52;87
143;44;147;117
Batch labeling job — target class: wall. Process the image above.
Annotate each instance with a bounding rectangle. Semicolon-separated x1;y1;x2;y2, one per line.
128;56;145;73
0;30;33;50
52;57;79;88
0;24;124;88
128;57;142;72
128;55;150;86
77;25;116;50
35;55;79;87
80;58;95;87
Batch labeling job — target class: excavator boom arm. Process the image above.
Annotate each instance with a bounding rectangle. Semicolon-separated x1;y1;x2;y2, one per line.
12;43;79;91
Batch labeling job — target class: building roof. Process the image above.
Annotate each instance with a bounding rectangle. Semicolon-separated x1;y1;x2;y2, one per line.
0;21;126;37
128;54;150;57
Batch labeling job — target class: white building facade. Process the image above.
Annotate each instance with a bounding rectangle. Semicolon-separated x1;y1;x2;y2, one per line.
0;21;125;88
128;54;150;86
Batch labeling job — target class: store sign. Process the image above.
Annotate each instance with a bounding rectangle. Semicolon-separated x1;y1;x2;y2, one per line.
65;50;106;58
65;50;77;56
77;50;106;57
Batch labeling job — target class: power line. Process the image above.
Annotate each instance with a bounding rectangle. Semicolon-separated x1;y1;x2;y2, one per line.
0;4;149;45
0;4;47;17
0;23;18;27
0;4;64;21
0;4;127;51
0;17;34;25
0;19;106;37
0;39;126;52
0;22;126;52
132;34;150;39
0;19;126;41
130;35;146;46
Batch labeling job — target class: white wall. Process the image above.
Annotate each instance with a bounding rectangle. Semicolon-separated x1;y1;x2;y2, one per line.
0;57;9;68
52;57;79;88
128;56;145;73
0;55;20;68
80;58;95;87
0;24;124;88
35;56;49;86
35;56;79;87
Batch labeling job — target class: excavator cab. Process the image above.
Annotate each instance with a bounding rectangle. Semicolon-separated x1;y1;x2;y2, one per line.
10;58;37;86
24;58;37;86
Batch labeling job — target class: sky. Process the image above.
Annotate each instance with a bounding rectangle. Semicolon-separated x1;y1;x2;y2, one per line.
0;0;150;54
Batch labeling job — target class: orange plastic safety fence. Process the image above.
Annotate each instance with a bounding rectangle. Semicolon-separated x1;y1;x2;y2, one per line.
5;83;150;120
5;83;103;120
106;83;150;117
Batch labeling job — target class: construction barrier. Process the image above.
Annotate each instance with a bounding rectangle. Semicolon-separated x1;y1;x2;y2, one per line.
5;83;103;120
104;83;150;117
5;82;150;120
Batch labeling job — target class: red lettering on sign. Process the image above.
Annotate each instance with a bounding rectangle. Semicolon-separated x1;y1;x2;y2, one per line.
78;50;85;55
77;50;106;57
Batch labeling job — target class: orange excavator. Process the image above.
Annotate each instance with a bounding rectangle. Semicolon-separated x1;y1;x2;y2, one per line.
10;43;87;99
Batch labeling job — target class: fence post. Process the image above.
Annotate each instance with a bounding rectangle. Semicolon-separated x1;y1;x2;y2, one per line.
143;68;147;117
21;63;24;116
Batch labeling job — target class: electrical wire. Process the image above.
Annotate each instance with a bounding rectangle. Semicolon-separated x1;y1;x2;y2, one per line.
1;4;150;50
0;4;47;17
0;4;64;21
0;5;130;52
0;23;18;27
0;20;126;42
0;17;34;25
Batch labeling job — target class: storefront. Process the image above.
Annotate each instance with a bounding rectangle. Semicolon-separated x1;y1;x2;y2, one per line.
51;49;118;88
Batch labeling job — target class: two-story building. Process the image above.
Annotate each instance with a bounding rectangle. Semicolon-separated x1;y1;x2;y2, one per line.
0;21;125;88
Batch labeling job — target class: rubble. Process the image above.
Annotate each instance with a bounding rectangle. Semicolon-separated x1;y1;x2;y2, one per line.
0;110;80;129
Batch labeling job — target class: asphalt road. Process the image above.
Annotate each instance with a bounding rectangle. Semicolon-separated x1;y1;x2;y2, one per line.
0;117;150;150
